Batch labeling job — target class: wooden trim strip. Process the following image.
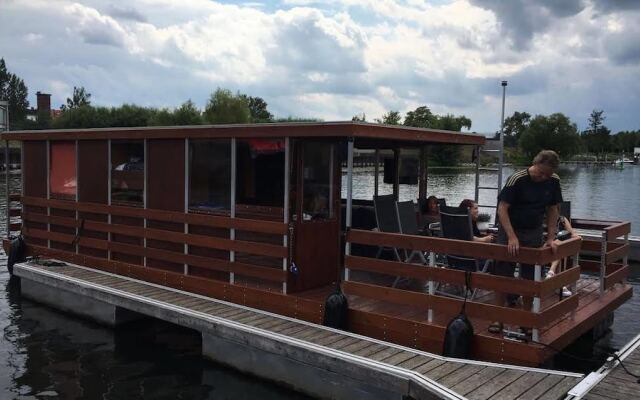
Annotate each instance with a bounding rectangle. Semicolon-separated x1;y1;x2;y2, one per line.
21;227;286;282
9;222;22;232
605;244;629;265
539;266;581;298
1;122;485;146
604;265;629;291
345;255;542;297
539;295;579;327
21;196;287;235
23;209;287;258
346;229;582;266
9;193;21;201
342;281;541;328
604;222;631;240
9;208;21;217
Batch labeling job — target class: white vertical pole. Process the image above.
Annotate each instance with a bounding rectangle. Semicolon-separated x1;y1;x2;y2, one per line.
428;251;435;322
498;81;507;193
374;149;379;197
184;138;189;276
230;138;236;285
600;233;607;294
532;263;541;342
345;139;354;282
283;137;290;294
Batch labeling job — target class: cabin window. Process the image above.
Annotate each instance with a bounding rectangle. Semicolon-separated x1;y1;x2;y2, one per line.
111;140;144;206
49;141;76;200
302;142;335;220
236;139;285;218
189;139;231;212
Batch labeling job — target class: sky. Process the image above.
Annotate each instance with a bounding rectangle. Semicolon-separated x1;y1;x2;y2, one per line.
1;0;639;134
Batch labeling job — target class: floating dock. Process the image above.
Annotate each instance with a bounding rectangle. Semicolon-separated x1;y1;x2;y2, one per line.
13;259;584;400
566;332;640;399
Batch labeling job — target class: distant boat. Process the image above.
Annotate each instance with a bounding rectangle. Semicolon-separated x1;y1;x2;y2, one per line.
612;157;633;166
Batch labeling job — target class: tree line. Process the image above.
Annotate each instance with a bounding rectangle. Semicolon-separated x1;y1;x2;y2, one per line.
2;57;638;165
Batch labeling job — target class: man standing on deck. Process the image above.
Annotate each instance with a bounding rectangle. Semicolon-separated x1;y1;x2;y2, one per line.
488;150;563;334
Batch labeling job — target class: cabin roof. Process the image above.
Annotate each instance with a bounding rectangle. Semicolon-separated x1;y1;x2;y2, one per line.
1;121;486;146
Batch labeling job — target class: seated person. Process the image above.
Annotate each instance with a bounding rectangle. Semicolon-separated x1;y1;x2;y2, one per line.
546;215;578;297
459;199;495;243
421;195;441;227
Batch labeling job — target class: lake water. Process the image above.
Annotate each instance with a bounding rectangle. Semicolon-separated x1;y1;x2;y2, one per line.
345;164;640;235
0;166;638;398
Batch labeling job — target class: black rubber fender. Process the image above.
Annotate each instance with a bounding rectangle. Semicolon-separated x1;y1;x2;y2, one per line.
7;236;26;276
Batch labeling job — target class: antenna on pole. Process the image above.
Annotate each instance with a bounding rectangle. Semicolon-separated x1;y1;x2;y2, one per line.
498;81;507;192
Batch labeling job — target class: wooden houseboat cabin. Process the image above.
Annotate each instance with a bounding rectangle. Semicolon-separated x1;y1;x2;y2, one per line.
2;122;632;367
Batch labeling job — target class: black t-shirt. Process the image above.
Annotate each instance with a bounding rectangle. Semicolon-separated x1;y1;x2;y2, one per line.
498;169;563;230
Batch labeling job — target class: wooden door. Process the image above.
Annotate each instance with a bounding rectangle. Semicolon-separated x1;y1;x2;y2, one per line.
288;140;341;293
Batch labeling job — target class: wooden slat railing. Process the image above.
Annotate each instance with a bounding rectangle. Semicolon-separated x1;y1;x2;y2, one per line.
345;229;583;333
20;195;290;289
22;196;287;235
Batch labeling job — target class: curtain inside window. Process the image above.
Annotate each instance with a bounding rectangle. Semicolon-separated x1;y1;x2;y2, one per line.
50;141;76;198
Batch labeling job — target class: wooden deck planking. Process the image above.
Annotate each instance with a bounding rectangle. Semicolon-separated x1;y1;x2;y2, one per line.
466;369;527;400
449;366;506;395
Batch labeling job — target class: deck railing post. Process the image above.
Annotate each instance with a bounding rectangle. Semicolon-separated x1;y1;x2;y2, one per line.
428;251;435;322
75;139;79;255
572;251;579;318
107;139;111;261
345;138;354;282
282;137;290;294
230;138;237;286
532;263;541;342
46;140;50;249
623;233;629;268
143;139;147;267
374;148;379;197
600;232;607;294
184;138;189;276
4;139;10;238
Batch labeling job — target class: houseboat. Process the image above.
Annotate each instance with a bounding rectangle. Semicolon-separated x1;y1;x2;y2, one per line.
1;122;632;367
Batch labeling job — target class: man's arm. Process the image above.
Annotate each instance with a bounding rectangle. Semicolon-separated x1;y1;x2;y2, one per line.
497;200;519;255
545;204;559;253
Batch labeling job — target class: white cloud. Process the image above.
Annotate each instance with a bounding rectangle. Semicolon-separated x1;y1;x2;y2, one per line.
0;0;638;133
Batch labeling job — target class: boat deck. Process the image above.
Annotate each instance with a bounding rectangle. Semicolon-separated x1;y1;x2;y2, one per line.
14;260;583;400
297;275;632;366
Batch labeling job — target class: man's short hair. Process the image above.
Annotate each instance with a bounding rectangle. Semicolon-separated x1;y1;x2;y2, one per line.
533;150;560;170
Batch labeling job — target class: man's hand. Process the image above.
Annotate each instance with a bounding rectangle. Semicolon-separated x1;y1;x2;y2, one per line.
507;235;520;256
544;237;558;253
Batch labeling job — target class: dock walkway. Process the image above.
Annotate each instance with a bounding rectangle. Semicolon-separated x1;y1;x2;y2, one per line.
566;332;640;399
14;260;582;400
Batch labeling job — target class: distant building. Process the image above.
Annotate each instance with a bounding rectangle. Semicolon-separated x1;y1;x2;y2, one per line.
26;91;61;122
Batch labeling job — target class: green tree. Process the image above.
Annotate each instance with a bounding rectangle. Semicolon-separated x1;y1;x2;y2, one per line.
581;110;611;155
0;58;9;100
61;86;91;110
518;113;581;159
173;100;202;125
204;88;251;124
403;106;472;165
351;113;366;122
240;95;272;122
6;74;29;125
403;106;437;128
52;106;112;129
375;111;402;125
502;111;531;147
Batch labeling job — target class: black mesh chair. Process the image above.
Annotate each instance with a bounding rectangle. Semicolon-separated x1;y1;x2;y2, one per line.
373;194;402;262
395;201;428;264
439;205;490;299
